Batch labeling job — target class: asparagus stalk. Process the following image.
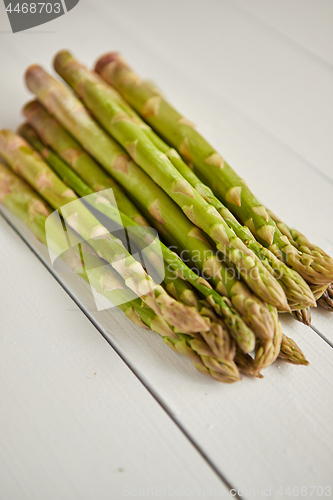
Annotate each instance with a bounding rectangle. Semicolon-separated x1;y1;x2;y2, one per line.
23;63;277;345
20;102;148;227
21;102;175;245
18;123;94;198
317;284;333;311
18;124;256;354
0;162;240;383
95;53;333;286
53;50;290;312
0;129;209;334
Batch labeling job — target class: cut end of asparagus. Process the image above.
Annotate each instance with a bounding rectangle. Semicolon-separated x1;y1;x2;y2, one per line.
25;64;48;95
22;99;41;120
94;52;123;75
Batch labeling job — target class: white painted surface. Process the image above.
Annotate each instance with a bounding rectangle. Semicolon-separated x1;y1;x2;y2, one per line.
0;216;230;500
232;0;333;66
0;1;333;499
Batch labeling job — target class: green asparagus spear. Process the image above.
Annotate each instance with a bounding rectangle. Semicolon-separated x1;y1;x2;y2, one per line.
0;162;240;383
23;62;277;343
18;124;256;354
18;123;93;198
53;50;290;312
95;53;333;286
163;265;236;360
21;103;175;244
0;129;209;334
20;102;147;227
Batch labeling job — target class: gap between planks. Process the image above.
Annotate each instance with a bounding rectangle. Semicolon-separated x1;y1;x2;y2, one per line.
0;208;242;500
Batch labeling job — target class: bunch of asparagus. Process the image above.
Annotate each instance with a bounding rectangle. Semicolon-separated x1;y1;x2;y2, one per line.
1;50;332;384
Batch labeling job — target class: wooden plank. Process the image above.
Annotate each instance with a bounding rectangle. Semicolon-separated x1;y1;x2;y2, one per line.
232;0;333;67
0;216;231;500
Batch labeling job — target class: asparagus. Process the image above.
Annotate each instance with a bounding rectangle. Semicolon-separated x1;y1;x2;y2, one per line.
234;350;263;378
18;123;94;198
309;283;330;301
0;162;240;383
24;63;277;345
0;129;209;334
53;50;290;312
95;53;333;286
279;335;309;366
21;102;175;245
21;101;147;227
18;126;256;354
266;209;333;290
163;265;236;360
317;284;333;311
291;308;311;326
253;306;283;374
144;129;314;310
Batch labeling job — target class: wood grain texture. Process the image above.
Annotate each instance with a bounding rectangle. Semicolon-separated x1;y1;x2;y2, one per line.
0;216;231;500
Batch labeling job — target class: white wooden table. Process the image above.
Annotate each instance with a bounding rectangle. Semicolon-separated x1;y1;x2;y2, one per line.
1;2;333;499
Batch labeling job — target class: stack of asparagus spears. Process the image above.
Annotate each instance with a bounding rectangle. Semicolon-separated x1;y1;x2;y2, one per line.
1;50;332;383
